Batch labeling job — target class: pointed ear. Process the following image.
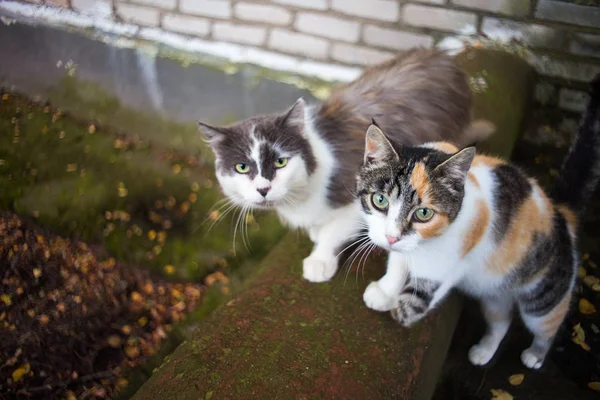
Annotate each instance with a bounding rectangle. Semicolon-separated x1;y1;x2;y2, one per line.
364;124;399;163
280;98;306;129
433;147;475;183
198;121;229;144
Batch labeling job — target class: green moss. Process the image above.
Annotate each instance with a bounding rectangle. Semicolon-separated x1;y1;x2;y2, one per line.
0;90;286;281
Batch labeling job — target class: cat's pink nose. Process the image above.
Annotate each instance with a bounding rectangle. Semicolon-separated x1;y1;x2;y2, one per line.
386;235;399;245
257;187;271;197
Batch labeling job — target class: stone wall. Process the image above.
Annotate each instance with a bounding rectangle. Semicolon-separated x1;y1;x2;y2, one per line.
4;0;600;113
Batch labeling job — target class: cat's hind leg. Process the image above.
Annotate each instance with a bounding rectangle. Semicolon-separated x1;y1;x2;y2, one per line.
518;291;572;369
468;296;513;366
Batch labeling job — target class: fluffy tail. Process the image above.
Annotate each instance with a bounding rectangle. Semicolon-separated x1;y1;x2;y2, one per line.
550;74;600;212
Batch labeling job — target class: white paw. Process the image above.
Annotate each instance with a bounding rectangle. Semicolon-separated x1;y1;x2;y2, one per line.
468;343;496;366
302;256;337;282
521;348;543;369
363;281;396;312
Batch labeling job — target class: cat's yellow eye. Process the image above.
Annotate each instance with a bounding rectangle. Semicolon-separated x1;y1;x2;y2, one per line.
274;157;289;168
414;208;434;222
371;193;389;211
235;163;250;174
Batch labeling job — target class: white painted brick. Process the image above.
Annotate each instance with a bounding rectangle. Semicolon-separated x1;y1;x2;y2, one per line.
403;4;477;33
46;0;70;7
213;22;267;46
559;88;590;113
331;0;400;22
272;0;327;10
163;13;210;36
331;43;395;66
536;0;600;29
132;0;176;10
116;3;160;26
452;0;531;17
527;54;600;83
295;13;360;42
180;0;231;19
363;25;434;51
234;3;292;26
269;29;329;59
72;0;113;17
534;82;556;105
481;18;566;50
570;33;600;59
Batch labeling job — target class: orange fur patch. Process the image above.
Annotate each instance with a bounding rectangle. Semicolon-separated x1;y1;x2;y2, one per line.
556;204;579;232
410;162;430;200
468;172;480;188
540;292;572;339
430;141;458;154
461;199;490;257
416;213;449;239
487;192;554;275
472;155;506;168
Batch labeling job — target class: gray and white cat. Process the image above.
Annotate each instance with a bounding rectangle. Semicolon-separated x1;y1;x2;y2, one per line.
356;74;600;369
200;49;492;282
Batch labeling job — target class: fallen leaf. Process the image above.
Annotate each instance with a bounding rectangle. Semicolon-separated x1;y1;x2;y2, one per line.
107;335;122;348
131;292;143;303
490;389;513;400
164;265;175;275
508;374;524;386
579;298;597;315
572;323;591;351
578;267;587;278
172;164;182;174
88;124;96;134
33;268;42;278
125;345;140;359
147;230;157;241
12;363;30;382
589;382;600;392
1;293;12;305
191;182;200;192
583;275;600;288
138;316;148;327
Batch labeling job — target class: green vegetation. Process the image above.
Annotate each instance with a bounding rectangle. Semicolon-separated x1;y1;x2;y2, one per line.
0;89;286;281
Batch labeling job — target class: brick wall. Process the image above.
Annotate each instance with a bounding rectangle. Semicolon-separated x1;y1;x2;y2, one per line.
9;0;600;113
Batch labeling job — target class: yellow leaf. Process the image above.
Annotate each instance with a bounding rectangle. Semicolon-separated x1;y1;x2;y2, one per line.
138;316;148;327
12;364;30;382
189;193;198;203
588;382;600;392
172;164;182;174
572;323;591;351
131;292;143;303
121;325;132;335
107;335;122;348
578;267;587;278
191;182;200;192
490;389;513;400
579;298;597;315
125;345;140;359
66;164;77;172
33;268;42;278
1;294;12;305
508;374;524;386
147;230;157;241
583;275;600;288
88;124;96;134
164;265;175;275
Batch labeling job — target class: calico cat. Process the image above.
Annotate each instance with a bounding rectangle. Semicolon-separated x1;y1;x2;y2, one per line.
200;49;493;283
356;74;600;369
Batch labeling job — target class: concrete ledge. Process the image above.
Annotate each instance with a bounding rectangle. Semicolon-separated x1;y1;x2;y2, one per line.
132;235;462;400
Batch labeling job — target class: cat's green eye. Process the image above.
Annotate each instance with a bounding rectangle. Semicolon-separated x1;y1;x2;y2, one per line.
371;193;389;210
274;157;289;168
235;163;250;174
414;208;435;222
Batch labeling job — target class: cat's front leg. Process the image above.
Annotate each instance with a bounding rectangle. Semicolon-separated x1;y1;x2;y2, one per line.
302;204;362;282
390;278;446;327
363;252;409;311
